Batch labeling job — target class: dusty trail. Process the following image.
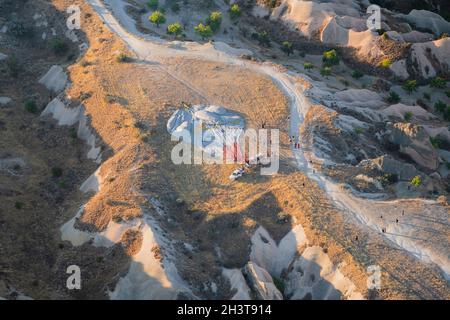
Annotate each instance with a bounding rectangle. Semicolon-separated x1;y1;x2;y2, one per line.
86;0;449;284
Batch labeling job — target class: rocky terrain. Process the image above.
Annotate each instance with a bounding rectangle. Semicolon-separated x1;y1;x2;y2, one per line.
0;0;449;300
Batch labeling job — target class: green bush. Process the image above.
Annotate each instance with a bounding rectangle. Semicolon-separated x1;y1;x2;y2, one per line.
25;100;38;114
351;70;363;79
276;211;290;224
304;62;314;70
273;277;285;294
410;175;422;187
320;67;332;77
446;89;450;98
51;38;69;55
171;2;180;12
354;127;364;135
429;76;446;89
434;100;447;113
206;11;222;32
6;55;22;77
281;41;293;56
194;23;213;40
149;11;166;27
51;167;63;178
387;91;400;103
15;202;24;210
167;22;182;36
379;58;392;68
230;4;241;19
403;80;417;94
253;31;270;47
430;136;442;149
322;49;339;67
116;53;129;63
404;111;413;121
147;0;158;10
380;173;398;186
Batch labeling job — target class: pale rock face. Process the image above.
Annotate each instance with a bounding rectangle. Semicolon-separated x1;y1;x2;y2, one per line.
0;97;12;106
243;262;283;300
401;9;450;36
388;123;439;171
410;38;450;79
38;65;68;93
389;60;410;80
0;52;7;60
368;155;419;181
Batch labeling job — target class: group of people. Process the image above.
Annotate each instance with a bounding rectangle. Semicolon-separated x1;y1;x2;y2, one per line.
290;135;300;149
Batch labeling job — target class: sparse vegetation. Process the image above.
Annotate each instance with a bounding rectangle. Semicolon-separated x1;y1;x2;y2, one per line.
149;11;166;27
387;91;401;103
410;175;422;187
147;0;159;10
351;70;363;79
429;76;446;89
51;38;69;55
51;167;63;178
423;92;431;100
273;276;285;294
24;100;38;114
304;62;314;70
6;55;22;77
281;41;293;56
322;49;339;67
116;53;130;63
403;80;417;94
230;4;241;19
194;23;213;40
430;136;442;149
320;67;332;77
15;202;24;210
252;31;270;47
380;173;398;186
167;23;183;37
435;100;447;113
404;111;413;121
379;58;392;68
171;2;180;13
206;11;222;32
276;211;290;224
354;127;364;135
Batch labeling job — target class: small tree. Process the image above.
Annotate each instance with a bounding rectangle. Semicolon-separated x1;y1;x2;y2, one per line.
320;67;332;77
403;80;417;94
167;22;182;37
352;70;363;79
171;2;180;13
434;100;447;113
429;76;446;89
256;31;270;47
194;23;213;40
149;11;166;27
281;41;293;56
230;4;241;19
25;100;38;114
322;49;339;67
404;111;413;121
207;11;222;32
387;91;400;103
410;175;422;187
379;58;392;68
304;62;314;70
430;136;442;149
148;0;158;10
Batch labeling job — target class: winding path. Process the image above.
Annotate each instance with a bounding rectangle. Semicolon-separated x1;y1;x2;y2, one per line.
86;0;449;286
